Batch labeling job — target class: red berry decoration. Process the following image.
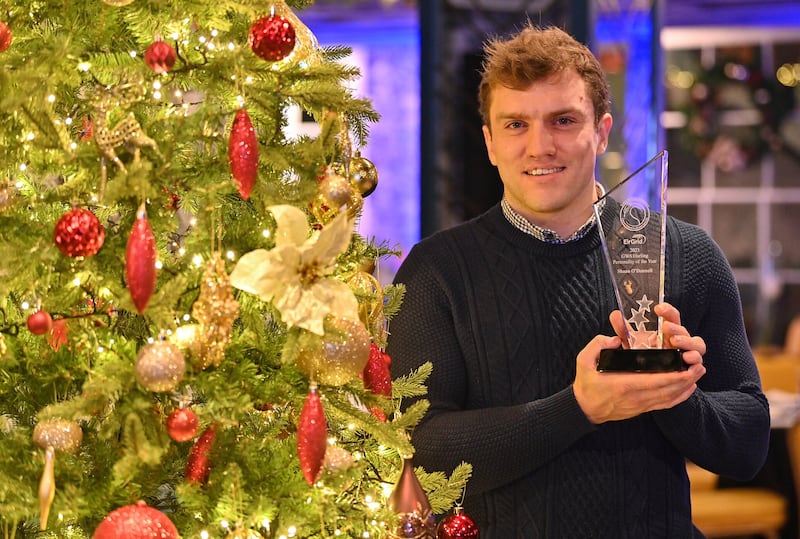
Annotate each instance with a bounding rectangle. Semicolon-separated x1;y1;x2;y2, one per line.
0;21;11;53
144;40;176;74
166;408;198;442
248;14;296;62
93;501;179;539
228;108;259;200
436;507;480;539
54;207;105;258
125;207;157;314
27;310;53;335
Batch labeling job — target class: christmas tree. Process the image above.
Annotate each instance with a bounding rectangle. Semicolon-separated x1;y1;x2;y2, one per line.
0;2;471;538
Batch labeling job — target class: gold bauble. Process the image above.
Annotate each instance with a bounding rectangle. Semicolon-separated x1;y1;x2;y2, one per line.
309;171;364;225
296;317;371;386
33;419;83;454
347;271;387;343
348;154;379;197
323;444;355;472
332;153;379;197
319;171;353;209
135;340;186;392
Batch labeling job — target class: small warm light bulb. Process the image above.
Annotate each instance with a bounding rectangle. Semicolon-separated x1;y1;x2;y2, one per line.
26;132;35;141
47;94;56;103
221;520;230;530
78;61;91;71
226;250;235;260
129;50;137;58
192;254;203;267
155;260;163;270
72;278;81;287
200;532;210;539
227;42;235;51
287;526;297;538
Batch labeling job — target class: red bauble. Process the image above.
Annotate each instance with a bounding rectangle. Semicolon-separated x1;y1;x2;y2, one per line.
185;424;217;484
144;40;176;73
363;342;393;397
297;386;327;485
436;508;480;539
54;207;105;257
27;310;53;335
0;22;12;53
248;15;296;62
228;108;259;200
125;209;157;313
93;501;179;539
166;408;198;442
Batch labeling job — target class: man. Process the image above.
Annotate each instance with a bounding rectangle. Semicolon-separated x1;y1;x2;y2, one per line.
386;24;769;537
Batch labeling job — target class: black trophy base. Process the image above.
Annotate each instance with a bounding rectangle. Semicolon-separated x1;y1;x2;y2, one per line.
597;348;687;373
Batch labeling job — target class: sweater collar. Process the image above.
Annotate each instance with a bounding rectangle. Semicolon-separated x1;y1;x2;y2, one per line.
500;183;607;244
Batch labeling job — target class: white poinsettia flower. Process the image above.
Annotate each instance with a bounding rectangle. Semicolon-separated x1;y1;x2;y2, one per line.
230;205;358;335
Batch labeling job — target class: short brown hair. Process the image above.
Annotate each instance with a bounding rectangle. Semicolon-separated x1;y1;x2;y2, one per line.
478;24;611;128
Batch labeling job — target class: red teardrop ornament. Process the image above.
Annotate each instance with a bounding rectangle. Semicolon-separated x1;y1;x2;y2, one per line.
297;386;327;485
125;208;157;313
185;424;217;485
228;108;258;200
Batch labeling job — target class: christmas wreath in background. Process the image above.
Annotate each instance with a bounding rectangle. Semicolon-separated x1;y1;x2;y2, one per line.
678;48;796;172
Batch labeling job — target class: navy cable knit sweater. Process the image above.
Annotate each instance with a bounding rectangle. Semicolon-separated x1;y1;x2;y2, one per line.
386;202;770;538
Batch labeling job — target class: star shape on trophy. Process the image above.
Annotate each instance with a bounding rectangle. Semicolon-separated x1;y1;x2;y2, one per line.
636;294;654;312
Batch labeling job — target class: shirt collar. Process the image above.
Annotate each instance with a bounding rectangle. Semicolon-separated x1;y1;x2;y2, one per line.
501;183;607;244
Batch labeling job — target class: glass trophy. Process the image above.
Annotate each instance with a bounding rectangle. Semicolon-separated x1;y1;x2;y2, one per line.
593;150;686;372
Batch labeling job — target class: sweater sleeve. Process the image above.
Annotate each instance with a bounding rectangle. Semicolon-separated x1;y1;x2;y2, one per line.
653;220;770;480
387;238;596;495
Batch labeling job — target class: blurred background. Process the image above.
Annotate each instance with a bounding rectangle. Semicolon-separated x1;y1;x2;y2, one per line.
299;0;800;351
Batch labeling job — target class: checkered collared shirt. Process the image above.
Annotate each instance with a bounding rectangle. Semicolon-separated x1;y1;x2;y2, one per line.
500;183;607;244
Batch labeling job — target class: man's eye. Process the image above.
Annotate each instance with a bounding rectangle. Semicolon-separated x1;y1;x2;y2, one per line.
555;117;574;126
507;121;523;129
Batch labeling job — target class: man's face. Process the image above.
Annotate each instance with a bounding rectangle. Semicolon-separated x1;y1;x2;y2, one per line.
482;69;612;237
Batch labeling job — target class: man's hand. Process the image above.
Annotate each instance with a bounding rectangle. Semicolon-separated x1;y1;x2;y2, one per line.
573;303;707;424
